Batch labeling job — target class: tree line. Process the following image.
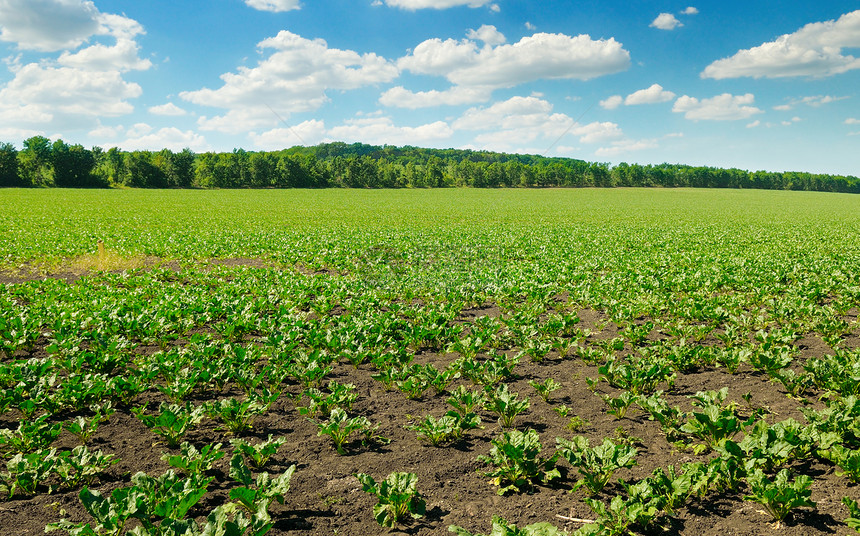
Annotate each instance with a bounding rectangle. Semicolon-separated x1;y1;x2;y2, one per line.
1;136;858;193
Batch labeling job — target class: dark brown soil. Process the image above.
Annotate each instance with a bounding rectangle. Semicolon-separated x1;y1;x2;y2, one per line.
1;280;857;536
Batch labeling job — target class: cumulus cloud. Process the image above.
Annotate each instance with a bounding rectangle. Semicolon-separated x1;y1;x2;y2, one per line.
399;32;630;88
624;83;675;105
250;119;327;150
244;0;301;12
600;95;623;110
0;63;141;131
57;14;151;72
747;120;761;128
466;24;506;45
650;13;682;30
845;117;860;124
599;85;674;110
379;86;492;108
452;96;623;152
672;93;763;120
0;5;150;138
180;31;398;133
702;10;860;79
381;0;494;9
121;126;208;151
328;115;453;145
0;0;100;51
681;7;698;15
149;103;188;116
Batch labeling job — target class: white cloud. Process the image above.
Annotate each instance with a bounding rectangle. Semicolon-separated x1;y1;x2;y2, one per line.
672;93;763;121
466;24;506;46
525;22;536;31
381;0;494;9
747;120;761;128
599;95;623;110
399;32;630;88
595;138;658;157
379;85;491;108
0;63;141;131
0;6;150;136
250;119;326;150
650;13;682;30
180;30;398;133
572;121;623;144
702;10;860;79
149;103;188;116
624;83;675;105
122;126;208;151
845;118;860;124
452;96;622;152
88;123;123;139
57;14;151;72
244;0;301;12
681;7;699;15
0;0;100;51
328;115;453;145
774;95;849;110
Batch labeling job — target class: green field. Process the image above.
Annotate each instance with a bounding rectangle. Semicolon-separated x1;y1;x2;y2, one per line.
2;188;860;535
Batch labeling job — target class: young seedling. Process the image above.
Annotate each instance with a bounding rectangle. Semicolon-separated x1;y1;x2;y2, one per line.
484;383;530;429
313;408;385;455
529;378;562;403
162;441;224;476
355;472;426;528
556;436;637;495
133;402;205;448
449;515;567;536
743;468;816;528
477;428;560;495
230;435;286;469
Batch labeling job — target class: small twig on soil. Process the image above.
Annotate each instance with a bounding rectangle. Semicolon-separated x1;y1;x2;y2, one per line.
555;514;595;524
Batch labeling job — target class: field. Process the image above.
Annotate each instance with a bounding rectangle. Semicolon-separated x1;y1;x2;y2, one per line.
1;188;860;536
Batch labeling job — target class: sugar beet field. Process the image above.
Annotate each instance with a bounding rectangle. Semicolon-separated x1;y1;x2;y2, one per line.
2;188;860;536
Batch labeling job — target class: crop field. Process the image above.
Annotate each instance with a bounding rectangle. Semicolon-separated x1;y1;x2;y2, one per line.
2;188;860;536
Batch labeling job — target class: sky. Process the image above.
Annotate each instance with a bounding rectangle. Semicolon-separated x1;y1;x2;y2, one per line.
0;1;858;176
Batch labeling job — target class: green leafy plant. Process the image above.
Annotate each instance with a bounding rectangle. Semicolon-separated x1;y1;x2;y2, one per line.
162;441;224;477
0;415;62;455
478;428;560;495
55;445;118;489
312;407;386;455
529;378;562;403
204;395;272;435
355;471;426;528
1;448;58;498
484;383;530;429
556;436;637;495
406;412;481;446
843;496;860;534
580;494;660;536
296;381;356;418
743;469;816;528
449;515;568;536
133;402;205;448
230;435;286;469
228;453;295;517
45;485;148;536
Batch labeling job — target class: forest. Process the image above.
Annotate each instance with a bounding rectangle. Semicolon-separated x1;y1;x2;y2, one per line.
1;135;858;193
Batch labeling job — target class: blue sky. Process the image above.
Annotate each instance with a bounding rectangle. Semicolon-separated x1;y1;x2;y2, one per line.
0;1;858;175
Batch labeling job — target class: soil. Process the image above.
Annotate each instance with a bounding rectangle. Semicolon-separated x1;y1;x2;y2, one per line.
1;274;858;536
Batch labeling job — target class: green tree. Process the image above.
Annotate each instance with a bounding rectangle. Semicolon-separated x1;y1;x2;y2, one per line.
0;142;21;187
19;136;53;186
